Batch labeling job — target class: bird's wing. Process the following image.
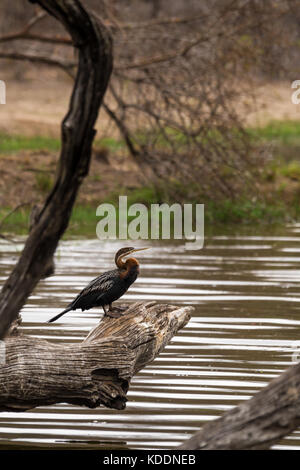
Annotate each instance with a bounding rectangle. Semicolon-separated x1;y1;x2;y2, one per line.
69;271;118;310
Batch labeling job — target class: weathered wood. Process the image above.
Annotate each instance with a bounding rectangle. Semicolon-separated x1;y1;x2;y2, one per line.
29;204;55;278
179;359;300;450
0;0;113;340
0;302;192;412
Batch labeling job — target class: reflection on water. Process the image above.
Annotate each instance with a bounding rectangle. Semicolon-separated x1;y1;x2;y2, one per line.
1;227;300;449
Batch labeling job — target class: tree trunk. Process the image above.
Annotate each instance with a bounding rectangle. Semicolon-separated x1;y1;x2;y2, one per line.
179;359;300;450
0;302;192;411
0;0;113;340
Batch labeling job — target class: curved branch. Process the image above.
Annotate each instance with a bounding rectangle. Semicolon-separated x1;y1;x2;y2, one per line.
0;51;76;75
0;0;113;340
0;10;47;43
0;33;72;45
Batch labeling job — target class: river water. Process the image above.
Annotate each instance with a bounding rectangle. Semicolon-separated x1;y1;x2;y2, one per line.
1;225;300;449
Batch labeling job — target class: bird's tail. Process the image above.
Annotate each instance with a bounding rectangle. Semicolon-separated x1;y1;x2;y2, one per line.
47;307;72;323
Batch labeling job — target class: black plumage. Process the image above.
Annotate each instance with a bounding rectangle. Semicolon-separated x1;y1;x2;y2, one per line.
47;246;148;323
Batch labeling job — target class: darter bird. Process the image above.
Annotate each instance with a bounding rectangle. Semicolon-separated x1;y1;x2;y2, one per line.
47;247;148;323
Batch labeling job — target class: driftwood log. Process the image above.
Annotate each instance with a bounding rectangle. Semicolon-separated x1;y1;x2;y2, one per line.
0;302;192;412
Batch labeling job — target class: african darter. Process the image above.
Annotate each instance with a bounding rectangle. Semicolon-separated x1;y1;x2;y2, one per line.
48;247;148;322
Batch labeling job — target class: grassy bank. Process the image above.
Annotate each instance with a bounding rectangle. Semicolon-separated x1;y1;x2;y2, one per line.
0;196;297;239
1;119;300;154
0;120;300;237
0;133;124;155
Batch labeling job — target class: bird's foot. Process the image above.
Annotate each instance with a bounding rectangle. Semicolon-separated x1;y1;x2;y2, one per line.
106;305;128;318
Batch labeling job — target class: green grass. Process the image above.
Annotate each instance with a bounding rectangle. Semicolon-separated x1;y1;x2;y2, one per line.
0;120;299;155
279;161;300;180
250;120;300;145
204;199;290;225
0;195;296;239
1;120;300;237
34;172;53;193
0;133;125;155
0;134;61;154
94;136;125;152
0;205;101;238
250;120;300;164
134;120;300;154
0;206;31;236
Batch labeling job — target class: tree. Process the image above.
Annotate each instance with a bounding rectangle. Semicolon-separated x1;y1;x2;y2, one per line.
0;0;192;420
2;1;299;201
0;0;113;340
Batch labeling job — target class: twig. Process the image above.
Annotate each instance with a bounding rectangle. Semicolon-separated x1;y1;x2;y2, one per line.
0;32;72;45
0;52;76;77
0;202;33;232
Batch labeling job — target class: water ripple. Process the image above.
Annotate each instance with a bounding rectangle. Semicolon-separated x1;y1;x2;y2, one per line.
0;227;300;449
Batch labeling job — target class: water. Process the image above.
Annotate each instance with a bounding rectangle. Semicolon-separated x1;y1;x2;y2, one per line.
1;227;300;449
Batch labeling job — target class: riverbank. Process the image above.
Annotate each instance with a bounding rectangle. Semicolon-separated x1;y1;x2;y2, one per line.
1;72;300;236
0;119;300;237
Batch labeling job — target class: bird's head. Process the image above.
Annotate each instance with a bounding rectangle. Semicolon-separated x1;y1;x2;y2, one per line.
115;246;149;269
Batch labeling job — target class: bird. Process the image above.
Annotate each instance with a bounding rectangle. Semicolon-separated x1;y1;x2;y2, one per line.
47;246;148;323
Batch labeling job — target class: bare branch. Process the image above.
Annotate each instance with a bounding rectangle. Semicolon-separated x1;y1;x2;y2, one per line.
0;51;76;75
0;32;72;45
0;202;33;232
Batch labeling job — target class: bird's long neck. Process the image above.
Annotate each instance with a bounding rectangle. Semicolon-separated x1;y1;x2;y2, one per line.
118;257;139;279
116;253;126;269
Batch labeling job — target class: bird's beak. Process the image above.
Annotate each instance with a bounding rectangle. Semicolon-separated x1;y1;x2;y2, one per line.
132;247;149;253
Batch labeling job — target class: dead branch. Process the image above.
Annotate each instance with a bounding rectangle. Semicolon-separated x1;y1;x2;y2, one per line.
0;10;47;43
0;0;113;340
0;9;72;46
0;302;192;411
0;32;72;45
0;51;76;75
0;202;32;232
92;11;214;32
0;203;34;244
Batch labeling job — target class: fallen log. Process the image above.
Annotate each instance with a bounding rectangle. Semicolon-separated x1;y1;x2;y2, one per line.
179;359;300;450
0;301;192;412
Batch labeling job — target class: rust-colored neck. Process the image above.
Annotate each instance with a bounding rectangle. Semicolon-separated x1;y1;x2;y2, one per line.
118;257;139;278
